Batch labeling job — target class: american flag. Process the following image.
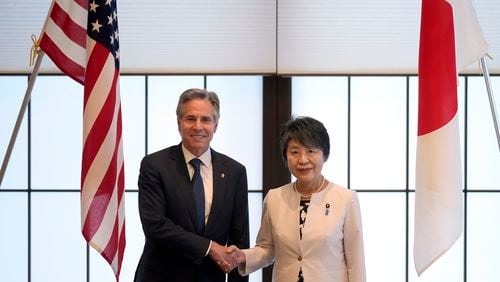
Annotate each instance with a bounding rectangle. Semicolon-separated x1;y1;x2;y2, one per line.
38;0;125;279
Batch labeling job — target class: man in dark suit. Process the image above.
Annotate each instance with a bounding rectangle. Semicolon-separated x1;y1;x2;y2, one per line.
134;88;249;282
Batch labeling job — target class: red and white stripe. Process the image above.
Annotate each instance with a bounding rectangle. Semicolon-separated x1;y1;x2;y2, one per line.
39;0;87;83
80;40;125;277
414;0;487;275
39;0;125;279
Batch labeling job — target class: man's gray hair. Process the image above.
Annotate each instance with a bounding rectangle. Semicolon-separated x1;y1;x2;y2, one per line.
176;88;220;122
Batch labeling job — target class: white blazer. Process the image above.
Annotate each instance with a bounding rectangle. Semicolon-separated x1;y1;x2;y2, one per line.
240;181;366;282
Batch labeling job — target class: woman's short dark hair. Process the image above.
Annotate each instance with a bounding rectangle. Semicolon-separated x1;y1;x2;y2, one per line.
176;88;220;122
279;116;330;163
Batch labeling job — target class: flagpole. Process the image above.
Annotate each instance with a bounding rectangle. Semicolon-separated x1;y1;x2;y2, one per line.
479;56;500;151
0;51;45;187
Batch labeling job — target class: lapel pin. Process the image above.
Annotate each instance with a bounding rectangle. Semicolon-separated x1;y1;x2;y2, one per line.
221;173;225;179
325;203;331;216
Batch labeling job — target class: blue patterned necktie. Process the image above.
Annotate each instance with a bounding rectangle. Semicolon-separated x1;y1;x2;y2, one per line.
189;158;205;234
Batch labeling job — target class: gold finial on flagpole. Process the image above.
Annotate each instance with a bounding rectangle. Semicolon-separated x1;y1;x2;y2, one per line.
30;34;40;66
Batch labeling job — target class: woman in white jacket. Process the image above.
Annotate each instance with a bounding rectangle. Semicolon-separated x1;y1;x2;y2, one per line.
231;116;366;282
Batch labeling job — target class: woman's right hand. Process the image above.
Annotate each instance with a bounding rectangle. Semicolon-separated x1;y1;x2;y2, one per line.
227;245;246;265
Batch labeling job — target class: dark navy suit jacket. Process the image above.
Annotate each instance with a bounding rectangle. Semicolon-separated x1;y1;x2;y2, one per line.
134;144;249;282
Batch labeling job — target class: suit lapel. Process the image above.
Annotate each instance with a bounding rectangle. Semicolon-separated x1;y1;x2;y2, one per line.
170;144;199;232
205;150;226;233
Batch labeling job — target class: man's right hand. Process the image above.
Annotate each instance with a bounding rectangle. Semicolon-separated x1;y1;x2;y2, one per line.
208;241;238;273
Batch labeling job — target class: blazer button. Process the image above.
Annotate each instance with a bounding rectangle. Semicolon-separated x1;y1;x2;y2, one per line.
298;256;303;261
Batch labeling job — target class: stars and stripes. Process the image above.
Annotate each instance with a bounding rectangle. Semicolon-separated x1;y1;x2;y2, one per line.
38;0;125;280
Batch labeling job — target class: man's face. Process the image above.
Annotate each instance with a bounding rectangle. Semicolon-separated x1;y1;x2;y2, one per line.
178;99;218;156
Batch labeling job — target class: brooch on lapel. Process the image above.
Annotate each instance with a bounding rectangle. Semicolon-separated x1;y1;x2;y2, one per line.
325;203;331;216
221;173;225;179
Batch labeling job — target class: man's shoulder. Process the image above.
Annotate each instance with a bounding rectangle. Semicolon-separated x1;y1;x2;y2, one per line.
143;144;180;162
211;149;245;169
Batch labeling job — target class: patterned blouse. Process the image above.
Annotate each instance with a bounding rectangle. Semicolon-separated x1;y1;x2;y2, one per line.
297;198;311;282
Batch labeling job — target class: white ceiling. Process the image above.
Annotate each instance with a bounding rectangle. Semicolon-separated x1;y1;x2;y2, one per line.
0;0;499;75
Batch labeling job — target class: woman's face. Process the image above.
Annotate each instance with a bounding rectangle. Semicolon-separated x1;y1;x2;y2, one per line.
286;139;325;185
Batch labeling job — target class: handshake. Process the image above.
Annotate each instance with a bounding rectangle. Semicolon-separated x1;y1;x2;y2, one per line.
209;242;246;273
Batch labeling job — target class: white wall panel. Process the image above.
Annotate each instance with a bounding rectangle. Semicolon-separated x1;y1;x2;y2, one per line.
0;0;499;74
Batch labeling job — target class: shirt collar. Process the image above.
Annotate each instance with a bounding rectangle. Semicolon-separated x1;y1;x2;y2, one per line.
181;144;212;168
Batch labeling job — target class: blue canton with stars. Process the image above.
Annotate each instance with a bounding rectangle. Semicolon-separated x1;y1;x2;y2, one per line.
88;0;120;69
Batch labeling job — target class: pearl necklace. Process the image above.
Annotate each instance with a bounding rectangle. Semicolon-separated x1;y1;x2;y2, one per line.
294;176;326;198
